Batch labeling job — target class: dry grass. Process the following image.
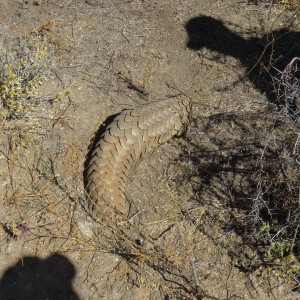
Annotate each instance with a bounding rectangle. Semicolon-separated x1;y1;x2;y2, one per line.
0;1;300;299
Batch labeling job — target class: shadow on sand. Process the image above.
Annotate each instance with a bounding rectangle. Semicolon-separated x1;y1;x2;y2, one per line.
0;254;80;300
185;16;300;112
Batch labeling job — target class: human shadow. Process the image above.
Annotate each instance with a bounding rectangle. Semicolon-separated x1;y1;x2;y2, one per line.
0;254;80;300
185;16;300;114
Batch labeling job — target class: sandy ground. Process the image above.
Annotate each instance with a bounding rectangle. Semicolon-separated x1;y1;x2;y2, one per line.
0;0;299;299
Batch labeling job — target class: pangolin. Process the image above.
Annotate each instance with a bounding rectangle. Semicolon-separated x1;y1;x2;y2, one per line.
84;96;191;222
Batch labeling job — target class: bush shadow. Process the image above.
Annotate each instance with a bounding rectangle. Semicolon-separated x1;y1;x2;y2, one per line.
185;15;300;112
172;110;286;239
0;254;80;300
176;112;265;208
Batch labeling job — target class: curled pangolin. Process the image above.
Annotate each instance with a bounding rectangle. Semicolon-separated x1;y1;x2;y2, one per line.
84;96;191;222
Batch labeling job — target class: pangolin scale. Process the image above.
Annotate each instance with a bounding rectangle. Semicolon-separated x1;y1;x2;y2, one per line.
84;96;191;222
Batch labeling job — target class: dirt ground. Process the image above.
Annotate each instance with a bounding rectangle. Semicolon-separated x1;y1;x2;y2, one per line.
0;0;300;299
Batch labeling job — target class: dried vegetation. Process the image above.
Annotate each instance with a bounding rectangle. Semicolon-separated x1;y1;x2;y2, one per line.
0;0;300;299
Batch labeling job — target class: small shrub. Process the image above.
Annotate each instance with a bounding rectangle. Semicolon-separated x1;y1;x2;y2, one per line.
275;57;300;119
248;57;300;278
0;34;51;120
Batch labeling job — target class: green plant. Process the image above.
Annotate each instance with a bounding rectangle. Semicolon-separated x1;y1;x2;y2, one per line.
0;34;50;120
266;239;300;281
